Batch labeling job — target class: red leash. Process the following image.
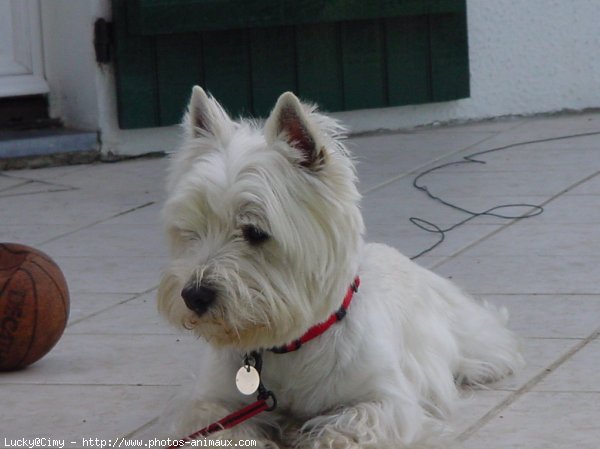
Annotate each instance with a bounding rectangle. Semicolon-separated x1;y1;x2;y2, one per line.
167;395;274;448
169;277;360;447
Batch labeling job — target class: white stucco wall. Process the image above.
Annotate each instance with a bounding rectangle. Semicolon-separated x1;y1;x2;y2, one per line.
41;1;101;131
41;0;600;156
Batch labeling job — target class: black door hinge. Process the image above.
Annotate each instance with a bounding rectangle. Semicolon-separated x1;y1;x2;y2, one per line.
94;18;113;64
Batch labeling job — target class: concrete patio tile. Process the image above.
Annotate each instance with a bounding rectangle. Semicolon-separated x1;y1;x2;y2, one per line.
0;177;75;196
469;112;600;149
51;255;166;294
40;223;167;258
421;117;525;135
435;255;600;295
104;201;165;225
463;223;600;257
0;173;30;191
0;224;83;247
365;221;503;260
351;129;499;192
0;333;202;387
483;295;600;339
1;384;176;443
412;255;450;269
413;168;592;198
564;172;600;195
67;292;134;325
361;175;547;227
498;133;600;152
407;196;545;224
533;194;600;224
518;112;600;133
486;338;580;391
533;338;600;392
444;141;600;173
451;390;511;436
5;163;91;181
53;159;168;199
0;188;155;227
67;292;174;335
458;391;600;449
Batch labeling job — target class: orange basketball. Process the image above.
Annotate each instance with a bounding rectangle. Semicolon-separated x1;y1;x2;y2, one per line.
0;243;69;371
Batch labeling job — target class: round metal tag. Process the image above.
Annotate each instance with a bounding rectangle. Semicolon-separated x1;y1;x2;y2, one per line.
235;365;260;395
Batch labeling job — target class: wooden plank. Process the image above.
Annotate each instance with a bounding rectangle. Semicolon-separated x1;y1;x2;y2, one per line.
385;15;432;105
129;0;466;35
429;10;470;102
249;26;297;117
341;20;386;110
112;0;159;128
202;29;252;117
156;34;203;125
295;23;344;111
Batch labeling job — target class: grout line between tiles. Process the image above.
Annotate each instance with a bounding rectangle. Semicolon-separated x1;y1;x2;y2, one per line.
66;285;158;328
0;179;32;193
2;163;95;183
1;173;79;188
37;201;156;246
123;417;159;439
0;187;76;198
456;327;600;443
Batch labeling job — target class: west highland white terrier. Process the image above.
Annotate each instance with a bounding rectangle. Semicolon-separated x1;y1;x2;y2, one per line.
156;86;524;448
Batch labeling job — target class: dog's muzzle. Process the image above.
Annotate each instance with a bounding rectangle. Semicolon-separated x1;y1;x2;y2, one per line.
181;282;217;316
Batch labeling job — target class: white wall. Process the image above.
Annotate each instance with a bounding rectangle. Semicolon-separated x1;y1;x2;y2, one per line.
41;0;99;130
42;0;600;155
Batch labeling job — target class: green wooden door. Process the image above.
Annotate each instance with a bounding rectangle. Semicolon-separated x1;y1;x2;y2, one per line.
112;0;469;128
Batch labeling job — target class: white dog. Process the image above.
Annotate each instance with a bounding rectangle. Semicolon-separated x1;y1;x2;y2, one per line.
156;87;524;448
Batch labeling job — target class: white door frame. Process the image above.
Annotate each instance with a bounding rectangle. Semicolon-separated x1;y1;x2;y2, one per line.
0;0;49;97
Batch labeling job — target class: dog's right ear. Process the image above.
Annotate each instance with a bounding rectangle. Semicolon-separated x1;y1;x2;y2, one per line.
186;86;232;138
265;92;325;170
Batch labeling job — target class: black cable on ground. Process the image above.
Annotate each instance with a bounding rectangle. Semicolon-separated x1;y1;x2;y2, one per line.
410;130;600;260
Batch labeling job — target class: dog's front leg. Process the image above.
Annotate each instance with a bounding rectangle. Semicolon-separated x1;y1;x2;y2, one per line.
292;401;420;449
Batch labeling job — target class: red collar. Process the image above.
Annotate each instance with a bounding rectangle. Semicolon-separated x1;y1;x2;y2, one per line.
269;276;360;354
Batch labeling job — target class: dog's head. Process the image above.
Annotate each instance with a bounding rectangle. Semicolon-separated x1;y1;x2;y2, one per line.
158;87;364;350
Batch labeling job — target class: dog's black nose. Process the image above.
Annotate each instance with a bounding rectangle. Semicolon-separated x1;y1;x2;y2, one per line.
181;283;217;315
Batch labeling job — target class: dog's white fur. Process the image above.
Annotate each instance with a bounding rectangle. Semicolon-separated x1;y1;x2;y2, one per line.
156;87;524;448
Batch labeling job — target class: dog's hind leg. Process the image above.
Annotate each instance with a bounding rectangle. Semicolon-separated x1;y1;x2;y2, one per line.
451;298;525;386
415;264;525;386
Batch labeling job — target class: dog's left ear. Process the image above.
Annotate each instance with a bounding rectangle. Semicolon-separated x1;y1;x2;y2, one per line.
265;92;325;169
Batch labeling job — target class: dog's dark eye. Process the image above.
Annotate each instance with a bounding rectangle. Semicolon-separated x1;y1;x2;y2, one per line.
241;225;270;245
181;230;200;241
